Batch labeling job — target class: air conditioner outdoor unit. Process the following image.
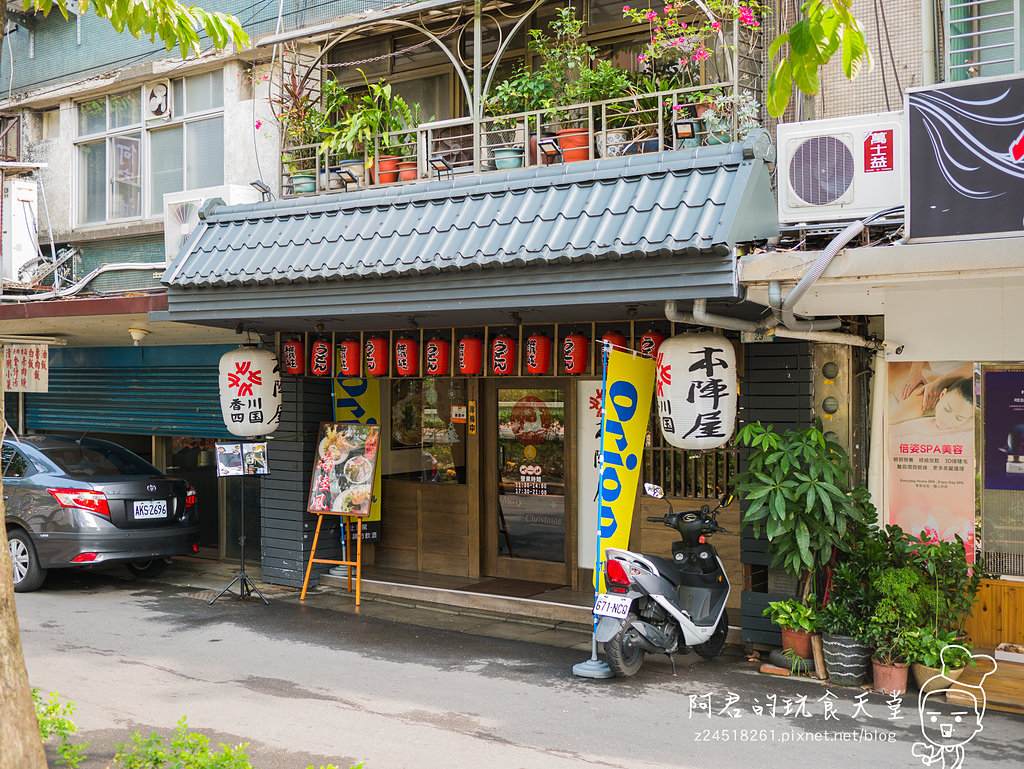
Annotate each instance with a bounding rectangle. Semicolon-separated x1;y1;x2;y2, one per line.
163;185;262;259
776;111;905;225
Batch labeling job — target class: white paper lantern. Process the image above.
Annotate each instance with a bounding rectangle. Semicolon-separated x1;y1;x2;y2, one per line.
218;346;282;437
655;333;737;450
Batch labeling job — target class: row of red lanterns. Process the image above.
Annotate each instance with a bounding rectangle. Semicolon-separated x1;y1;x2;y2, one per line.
283;331;667;377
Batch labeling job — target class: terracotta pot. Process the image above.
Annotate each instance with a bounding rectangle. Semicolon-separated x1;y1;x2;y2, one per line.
822;633;871;686
397;160;418;181
371;154;399;184
911;663;965;693
556;127;591;162
871;659;909;695
781;628;814;660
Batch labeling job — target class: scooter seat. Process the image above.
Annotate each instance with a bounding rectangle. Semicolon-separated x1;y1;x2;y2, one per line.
645;555;682;587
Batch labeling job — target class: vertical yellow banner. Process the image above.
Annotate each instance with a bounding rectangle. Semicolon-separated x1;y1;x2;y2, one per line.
333;377;383;526
596;348;656;587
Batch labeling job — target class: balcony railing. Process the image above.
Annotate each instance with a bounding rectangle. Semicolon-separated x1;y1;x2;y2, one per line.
280;83;759;197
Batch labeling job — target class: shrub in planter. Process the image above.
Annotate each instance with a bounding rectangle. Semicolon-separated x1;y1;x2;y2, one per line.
907;628;974;692
764;598;818;659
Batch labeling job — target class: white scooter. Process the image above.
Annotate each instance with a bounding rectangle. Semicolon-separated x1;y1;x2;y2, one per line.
594;484;732;676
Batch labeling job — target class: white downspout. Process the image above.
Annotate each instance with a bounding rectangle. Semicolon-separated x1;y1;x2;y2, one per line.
922;0;937;86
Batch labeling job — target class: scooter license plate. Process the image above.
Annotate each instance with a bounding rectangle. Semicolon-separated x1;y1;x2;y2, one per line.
594;593;632;619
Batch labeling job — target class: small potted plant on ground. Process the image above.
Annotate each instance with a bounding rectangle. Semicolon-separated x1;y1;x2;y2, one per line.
764;597;818;660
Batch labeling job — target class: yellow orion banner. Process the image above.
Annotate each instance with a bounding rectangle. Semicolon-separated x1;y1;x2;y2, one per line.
596;347;655;589
333;377;383;525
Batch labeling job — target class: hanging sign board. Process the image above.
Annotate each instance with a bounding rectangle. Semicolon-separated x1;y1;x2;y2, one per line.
218;346;282;436
655;333;737;450
3;344;49;392
307;422;380;516
215;442;269;477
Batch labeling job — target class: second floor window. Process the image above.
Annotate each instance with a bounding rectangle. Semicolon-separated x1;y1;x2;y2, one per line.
76;70;224;225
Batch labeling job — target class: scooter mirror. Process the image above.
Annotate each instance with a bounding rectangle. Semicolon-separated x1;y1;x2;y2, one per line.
721;492;734;507
643;483;665;499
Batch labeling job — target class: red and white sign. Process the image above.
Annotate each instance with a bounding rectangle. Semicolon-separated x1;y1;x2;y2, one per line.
864;129;894;173
218;346;282;437
3;344;48;393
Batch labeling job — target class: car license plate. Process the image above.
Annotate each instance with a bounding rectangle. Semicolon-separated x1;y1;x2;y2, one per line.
594;593;632;619
133;500;167;519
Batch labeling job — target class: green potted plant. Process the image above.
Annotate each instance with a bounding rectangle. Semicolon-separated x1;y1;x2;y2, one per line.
272;52;330;193
701;90;761;144
819;554;875;685
763;597;818;660
907;629;973;693
866;565;927;694
484;62;552;168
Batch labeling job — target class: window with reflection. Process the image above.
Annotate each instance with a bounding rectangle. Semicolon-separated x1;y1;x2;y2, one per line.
385;379;467;483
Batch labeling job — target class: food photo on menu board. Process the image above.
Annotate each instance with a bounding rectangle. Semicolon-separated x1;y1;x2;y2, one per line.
307;423;380;516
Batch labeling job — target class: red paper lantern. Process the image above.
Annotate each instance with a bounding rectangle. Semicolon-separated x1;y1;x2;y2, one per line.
310;338;332;376
600;331;628;370
425;338;450;376
395;337;419;376
525;333;552;374
458;336;483;375
336;339;361;377
365;336;388;376
491;335;516;376
563;332;588;375
639;330;667;360
282;338;305;375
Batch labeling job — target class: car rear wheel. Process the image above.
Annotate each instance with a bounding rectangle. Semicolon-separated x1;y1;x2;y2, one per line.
9;528;47;592
126;559;169;578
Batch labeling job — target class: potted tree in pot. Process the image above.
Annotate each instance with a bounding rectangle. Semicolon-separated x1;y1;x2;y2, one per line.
866;565;927;695
272;53;329;194
485;61;553;168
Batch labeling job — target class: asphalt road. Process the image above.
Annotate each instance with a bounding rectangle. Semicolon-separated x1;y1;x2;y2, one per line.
14;566;1024;769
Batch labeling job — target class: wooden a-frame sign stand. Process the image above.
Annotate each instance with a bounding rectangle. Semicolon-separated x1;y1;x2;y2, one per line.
300;513;363;604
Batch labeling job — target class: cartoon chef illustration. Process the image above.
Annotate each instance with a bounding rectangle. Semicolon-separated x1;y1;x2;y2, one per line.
912;645;997;769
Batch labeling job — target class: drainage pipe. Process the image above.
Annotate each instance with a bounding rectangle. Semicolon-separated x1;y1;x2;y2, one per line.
867;347;887;521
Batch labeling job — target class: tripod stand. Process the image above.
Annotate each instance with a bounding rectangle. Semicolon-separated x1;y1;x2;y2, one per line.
210;472;268;605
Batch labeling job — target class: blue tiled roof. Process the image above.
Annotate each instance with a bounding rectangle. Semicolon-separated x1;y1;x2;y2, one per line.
163;132;779;290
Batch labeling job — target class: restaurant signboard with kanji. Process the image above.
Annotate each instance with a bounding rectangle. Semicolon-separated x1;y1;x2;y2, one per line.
3;344;48;393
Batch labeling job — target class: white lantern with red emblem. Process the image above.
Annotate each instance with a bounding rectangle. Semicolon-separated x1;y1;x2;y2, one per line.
655;333;737;450
218;346;282;437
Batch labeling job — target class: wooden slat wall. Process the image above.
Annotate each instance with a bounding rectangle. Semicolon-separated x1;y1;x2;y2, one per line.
374;481;472;575
737;340;814;644
963;578;1024;650
260;377;339;587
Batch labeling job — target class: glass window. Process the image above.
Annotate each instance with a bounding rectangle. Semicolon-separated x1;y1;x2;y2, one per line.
385;379;467;483
111;133;142;218
78;140;106;224
149;126;184;216
2;445;31;478
186;117;224;188
185;70;223;113
41;442;158;476
394;74;451;122
78;98;106;135
109;89;140;129
946;0;1017;80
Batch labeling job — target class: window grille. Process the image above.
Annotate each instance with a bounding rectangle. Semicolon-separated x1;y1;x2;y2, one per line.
945;0;1019;81
643;429;739;500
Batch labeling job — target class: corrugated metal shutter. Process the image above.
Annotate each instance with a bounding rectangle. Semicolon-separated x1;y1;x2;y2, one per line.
24;344;236;438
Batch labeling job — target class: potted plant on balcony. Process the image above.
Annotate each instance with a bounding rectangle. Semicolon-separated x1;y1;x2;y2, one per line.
701;90;761;143
272;54;330;193
323;70;420;184
485;62;553;168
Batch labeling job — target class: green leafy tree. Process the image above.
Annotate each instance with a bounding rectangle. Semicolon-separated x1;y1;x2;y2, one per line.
766;0;871;117
0;3;247;766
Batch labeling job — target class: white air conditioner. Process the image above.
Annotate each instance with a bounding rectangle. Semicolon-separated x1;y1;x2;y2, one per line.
163;185;262;259
144;79;172;121
2;179;38;284
777;111;905;225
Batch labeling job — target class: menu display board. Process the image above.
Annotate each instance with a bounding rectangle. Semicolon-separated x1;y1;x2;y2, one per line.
307;423;380;516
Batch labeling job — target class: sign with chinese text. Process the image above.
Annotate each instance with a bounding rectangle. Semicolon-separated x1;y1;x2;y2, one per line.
307;422;380;516
596;347;655;588
864;128;894;172
981;367;1024;492
333;377;383;540
908;76;1024;240
215;442;268;477
3;344;48;392
217;346;282;437
887;361;975;560
656;333;737;450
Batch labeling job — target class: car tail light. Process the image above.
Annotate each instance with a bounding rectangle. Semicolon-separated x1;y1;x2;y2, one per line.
606;559;631;589
47;488;110;517
186;487;197;510
72;553;99;563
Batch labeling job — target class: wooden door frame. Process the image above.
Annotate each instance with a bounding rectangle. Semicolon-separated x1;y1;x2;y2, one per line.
481;378;577;586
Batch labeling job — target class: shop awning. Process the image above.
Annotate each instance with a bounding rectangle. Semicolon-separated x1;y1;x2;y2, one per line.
160;132;779;328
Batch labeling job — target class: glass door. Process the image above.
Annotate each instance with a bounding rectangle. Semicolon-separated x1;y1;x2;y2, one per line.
484;382;573;584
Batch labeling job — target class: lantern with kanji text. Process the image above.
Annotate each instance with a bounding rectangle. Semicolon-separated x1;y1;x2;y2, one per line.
458;336;483;375
365;336;388;376
639;329;667;360
336;339;361;377
563;332;588;375
491;335;516;375
600;331;628;369
218;346;282;437
395;337;419;376
282;337;304;375
525;333;552;375
310;338;332;377
425;338;450;376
